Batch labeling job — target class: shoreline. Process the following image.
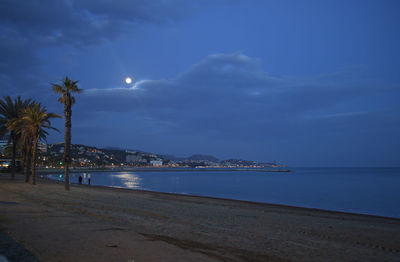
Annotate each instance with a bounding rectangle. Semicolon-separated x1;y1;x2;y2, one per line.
35;167;292;174
1;174;400;261
58;178;400;222
41;171;400;220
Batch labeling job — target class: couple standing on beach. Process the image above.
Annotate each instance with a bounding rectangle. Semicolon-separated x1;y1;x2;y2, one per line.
78;174;91;185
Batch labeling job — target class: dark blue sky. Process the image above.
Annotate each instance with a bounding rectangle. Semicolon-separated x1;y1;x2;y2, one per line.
1;0;400;166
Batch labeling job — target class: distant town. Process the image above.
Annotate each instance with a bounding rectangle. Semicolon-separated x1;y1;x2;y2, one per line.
0;139;282;170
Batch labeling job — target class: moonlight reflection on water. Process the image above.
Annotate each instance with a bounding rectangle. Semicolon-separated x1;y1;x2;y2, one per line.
113;172;141;189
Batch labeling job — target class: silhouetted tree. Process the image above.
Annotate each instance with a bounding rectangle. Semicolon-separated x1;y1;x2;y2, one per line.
52;77;82;190
11;103;61;184
0;96;31;179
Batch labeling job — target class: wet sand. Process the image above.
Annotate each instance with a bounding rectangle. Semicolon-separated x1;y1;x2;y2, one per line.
0;174;399;262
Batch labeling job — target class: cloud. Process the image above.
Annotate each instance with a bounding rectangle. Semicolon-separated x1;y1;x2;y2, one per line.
0;0;211;46
33;51;397;164
0;0;230;96
79;53;280;113
78;53;400;144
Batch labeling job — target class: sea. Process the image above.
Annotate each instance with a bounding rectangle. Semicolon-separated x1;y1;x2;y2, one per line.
48;167;400;218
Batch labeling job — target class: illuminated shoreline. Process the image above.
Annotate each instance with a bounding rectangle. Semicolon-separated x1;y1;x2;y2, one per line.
37;166;291;174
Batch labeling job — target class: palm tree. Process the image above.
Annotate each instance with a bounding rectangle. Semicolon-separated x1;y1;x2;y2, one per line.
12;103;61;185
52;77;82;190
9;114;39;183
0;96;31;179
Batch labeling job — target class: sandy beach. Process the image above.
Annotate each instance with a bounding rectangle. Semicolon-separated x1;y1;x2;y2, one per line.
0;174;399;262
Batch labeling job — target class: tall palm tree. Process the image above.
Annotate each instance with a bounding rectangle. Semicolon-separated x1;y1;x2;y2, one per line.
52;77;82;190
0;96;31;179
11;103;61;185
9;114;41;183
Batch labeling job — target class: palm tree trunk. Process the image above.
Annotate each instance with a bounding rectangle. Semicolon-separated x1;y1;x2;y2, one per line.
21;146;26;175
11;134;16;180
25;139;32;183
64;99;71;191
30;136;38;185
25;155;31;183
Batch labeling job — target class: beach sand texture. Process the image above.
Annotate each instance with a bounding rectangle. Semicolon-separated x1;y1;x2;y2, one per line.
1;174;400;262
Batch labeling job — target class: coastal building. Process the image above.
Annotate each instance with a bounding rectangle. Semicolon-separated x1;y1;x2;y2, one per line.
150;159;163;167
0;139;8;152
38;142;47;153
126;150;138;154
0;159;11;169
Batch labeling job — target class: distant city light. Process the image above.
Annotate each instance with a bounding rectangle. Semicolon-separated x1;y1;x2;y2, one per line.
125;77;132;84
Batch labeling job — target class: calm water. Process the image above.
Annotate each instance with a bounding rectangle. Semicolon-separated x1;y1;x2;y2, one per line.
49;168;400;218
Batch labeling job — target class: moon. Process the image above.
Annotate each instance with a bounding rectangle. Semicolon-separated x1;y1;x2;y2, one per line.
125;77;132;84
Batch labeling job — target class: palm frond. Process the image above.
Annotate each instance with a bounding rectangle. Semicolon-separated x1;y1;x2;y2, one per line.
52;84;65;94
52;77;82;108
47;113;63;119
17;102;60;143
43;125;60;133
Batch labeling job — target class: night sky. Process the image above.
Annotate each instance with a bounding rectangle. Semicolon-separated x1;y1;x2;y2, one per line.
1;0;400;166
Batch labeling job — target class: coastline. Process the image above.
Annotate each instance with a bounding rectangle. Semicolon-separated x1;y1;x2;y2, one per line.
1;173;399;261
35;167;292;174
45;174;400;221
88;184;400;221
41;168;400;219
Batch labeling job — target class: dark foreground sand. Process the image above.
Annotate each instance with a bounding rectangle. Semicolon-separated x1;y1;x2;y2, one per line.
0;174;399;262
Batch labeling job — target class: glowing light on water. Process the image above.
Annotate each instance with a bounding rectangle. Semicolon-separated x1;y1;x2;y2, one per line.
114;172;141;188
